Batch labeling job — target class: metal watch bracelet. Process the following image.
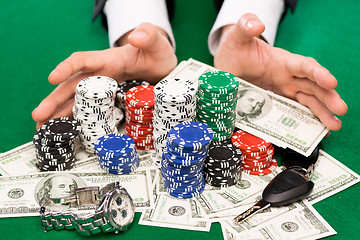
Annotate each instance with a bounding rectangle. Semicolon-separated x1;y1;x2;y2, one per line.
39;182;132;236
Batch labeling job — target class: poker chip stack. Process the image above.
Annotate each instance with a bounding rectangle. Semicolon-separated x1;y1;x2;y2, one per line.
116;79;150;110
33;117;80;171
124;85;155;150
94;134;140;174
203;141;242;187
196;71;239;141
161;121;213;199
231;130;277;176
73;76;118;153
153;78;198;160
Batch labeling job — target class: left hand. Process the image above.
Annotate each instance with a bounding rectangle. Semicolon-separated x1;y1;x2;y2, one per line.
214;13;347;131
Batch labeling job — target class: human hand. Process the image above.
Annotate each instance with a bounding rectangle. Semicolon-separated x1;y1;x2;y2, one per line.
32;22;177;128
214;13;347;131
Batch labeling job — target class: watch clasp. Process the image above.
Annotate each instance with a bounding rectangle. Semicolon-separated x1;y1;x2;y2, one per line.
74;186;101;206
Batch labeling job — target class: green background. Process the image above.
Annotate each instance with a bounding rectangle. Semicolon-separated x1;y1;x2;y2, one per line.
0;0;359;239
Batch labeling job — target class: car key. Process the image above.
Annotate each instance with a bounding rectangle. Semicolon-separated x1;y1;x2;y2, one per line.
233;167;314;223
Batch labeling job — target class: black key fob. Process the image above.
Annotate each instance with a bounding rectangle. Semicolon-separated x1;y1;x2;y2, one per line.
282;146;319;170
262;168;314;207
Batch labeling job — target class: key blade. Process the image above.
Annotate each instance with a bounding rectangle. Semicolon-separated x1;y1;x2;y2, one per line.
233;198;270;224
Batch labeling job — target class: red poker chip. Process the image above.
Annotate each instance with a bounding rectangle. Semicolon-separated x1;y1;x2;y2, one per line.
136;145;154;151
242;160;272;169
241;152;274;162
125;126;153;136
125;119;153;127
135;142;154;148
242;158;277;176
231;130;272;153
125;109;154;118
131;134;153;141
125;85;155;109
125;106;154;116
125;115;153;124
241;146;275;158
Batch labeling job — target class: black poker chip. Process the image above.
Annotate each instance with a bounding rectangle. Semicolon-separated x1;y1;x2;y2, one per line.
203;141;242;187
40;117;81;142
33;117;80;172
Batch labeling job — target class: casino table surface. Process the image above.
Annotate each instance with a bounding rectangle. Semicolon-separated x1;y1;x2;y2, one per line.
0;0;359;239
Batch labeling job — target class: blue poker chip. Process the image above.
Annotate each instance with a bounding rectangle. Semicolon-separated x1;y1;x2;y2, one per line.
161;157;203;176
161;169;203;182
161;153;204;169
162;146;208;166
101;155;140;175
167;121;213;151
97;148;137;163
166;181;206;199
95;133;136;158
165;179;205;194
163;176;203;189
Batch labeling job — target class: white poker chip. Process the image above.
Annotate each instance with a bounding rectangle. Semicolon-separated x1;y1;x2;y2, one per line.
76;76;118;100
154;78;198;104
73;76;118;153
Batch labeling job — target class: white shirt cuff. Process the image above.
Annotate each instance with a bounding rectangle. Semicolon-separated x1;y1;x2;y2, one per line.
104;0;175;49
208;0;285;55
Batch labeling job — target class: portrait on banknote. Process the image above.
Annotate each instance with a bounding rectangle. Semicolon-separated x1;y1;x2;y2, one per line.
34;173;86;202
236;88;272;123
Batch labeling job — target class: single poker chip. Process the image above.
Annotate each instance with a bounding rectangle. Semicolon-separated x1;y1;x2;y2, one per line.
167;121;213;150
95;134;136;158
125;107;154;116
125;85;155;109
40;117;80;142
154;78;198;103
241;146;275;159
198;71;239;94
242;158;278;176
231;130;272;153
76;76;118;99
162;170;203;183
161;155;203;171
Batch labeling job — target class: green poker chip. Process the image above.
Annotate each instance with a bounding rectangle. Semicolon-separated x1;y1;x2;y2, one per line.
198;71;239;94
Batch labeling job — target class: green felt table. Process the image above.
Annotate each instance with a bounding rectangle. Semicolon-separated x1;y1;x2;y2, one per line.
0;0;359;239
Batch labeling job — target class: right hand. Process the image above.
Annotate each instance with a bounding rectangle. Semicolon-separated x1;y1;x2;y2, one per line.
32;22;177;129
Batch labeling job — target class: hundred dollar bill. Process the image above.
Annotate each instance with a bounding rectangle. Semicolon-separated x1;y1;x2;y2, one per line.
138;193;211;232
168;58;328;156
0;170;153;218
221;200;336;240
307;149;360;204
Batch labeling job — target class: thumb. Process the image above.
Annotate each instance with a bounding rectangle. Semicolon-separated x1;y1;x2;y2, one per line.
225;13;266;46
128;22;170;54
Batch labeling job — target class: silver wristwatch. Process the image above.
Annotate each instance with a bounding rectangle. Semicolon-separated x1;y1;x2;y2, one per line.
39;182;135;236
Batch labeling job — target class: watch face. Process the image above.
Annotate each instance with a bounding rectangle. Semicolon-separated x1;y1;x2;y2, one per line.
108;191;135;230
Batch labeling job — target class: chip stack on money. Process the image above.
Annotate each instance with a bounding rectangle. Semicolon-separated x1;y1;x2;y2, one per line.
33;117;80;171
153;78;198;161
124;85;155;150
161;121;213;198
73;76;119;153
94;133;140;174
196;71;239;141
203;141;242;187
116;80;150;110
231;130;277;176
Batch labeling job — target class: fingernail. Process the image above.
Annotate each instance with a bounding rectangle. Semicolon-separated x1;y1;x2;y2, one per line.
332;114;340;121
245;20;259;29
129;30;147;41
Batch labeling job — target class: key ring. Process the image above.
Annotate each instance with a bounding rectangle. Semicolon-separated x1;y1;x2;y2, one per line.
282;146;319;180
